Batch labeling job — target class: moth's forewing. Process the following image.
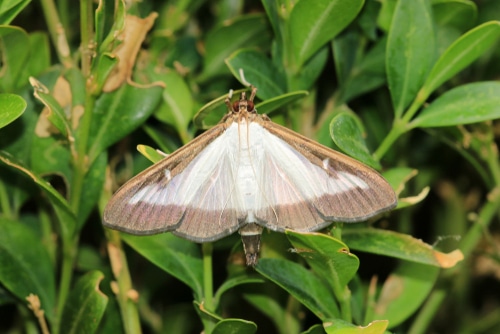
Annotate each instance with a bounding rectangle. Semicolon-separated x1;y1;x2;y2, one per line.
258;118;397;231
103;123;242;240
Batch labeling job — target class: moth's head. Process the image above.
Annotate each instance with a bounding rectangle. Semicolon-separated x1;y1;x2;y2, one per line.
231;91;256;114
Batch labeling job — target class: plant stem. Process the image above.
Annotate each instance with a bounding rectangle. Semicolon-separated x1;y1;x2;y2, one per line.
338;287;352;322
202;243;214;311
202;243;215;333
80;0;94;77
39;0;73;67
53;236;76;334
459;185;500;258
373;120;407;161
106;231;142;334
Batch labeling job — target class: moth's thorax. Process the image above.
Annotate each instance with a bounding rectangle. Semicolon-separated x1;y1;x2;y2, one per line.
226;120;265;223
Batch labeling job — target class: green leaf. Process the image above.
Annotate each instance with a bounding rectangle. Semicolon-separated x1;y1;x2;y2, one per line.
297;46;329;91
286;231;360;297
0;151;77;239
0;93;26;128
148;69;194;132
302;324;327;334
289;0;364;68
323;319;389;334
137;144;167;163
213;274;264;307
242;278;301;333
337;37;387;104
199;14;270;81
87;83;163;164
77;152;107;228
256;90;309;115
342;228;464;268
256;258;339;320
29;77;72;138
0;26;30;91
0;220;56;322
382;167;417;195
212;318;257;334
410;82;500;128
92;53;119;93
420;21;500;99
374;262;439;328
329;112;381;170
59;271;108;333
0;0;30;24
226;49;286;100
433;0;477;31
121;233;204;300
386;0;434;117
21;32;51;80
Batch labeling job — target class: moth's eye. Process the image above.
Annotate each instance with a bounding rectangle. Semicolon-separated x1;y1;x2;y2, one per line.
232;101;239;112
247;101;255;112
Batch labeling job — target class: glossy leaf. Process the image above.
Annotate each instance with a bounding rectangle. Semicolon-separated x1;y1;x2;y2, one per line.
302;324;327;334
256;258;339;320
212;318;257;334
29;77;72;138
148;69;194;131
0;220;56;322
286;231;360;296
0;151;73;220
0;0;30;24
137;144;167;164
256;90;309;115
433;0;477;31
337;37;387;104
21;32;51;80
411;82;500;128
200;14;270;81
386;0;434;117
323;319;388;334
329;112;380;170
243;289;301;333
296;46;329;91
77;153;107;227
121;233;203;300
342;228;464;268
92;53;119;94
289;0;364;68
382;167;417;195
59;271;108;333
213;275;264;307
87;83;163;164
374;262;439;328
0;26;30;91
420;21;500;100
226;49;286;100
0;93;26;128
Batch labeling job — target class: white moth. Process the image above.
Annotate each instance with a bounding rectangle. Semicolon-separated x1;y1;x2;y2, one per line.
103;88;397;266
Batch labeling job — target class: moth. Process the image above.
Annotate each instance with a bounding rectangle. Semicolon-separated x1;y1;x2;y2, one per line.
103;87;397;266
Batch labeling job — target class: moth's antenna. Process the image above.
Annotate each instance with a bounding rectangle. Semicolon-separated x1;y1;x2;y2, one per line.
239;68;252;87
238;69;257;101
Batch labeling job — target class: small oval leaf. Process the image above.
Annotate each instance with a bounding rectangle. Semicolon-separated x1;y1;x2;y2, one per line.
411;82;500;128
0;93;27;128
330;112;380;170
